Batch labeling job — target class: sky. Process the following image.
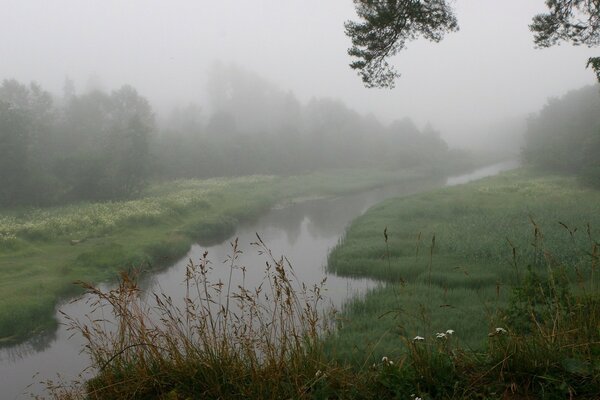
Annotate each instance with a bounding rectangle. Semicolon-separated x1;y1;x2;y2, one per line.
0;0;597;147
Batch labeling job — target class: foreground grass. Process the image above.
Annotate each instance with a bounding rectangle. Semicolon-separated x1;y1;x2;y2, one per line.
0;168;427;344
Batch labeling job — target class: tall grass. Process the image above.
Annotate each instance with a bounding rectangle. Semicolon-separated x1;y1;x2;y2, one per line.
47;227;600;399
45;236;337;399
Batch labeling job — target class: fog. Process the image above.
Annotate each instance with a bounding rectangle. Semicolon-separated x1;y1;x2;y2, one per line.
3;3;600;398
1;0;597;148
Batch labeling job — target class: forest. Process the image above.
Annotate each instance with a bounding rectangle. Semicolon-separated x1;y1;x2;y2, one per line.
0;66;471;208
523;84;600;187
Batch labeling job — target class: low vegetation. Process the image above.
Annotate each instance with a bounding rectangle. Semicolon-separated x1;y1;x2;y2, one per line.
0;168;425;344
46;169;600;399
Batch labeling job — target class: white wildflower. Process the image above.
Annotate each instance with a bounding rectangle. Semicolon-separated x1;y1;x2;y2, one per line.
413;335;425;341
446;329;455;335
315;370;322;378
495;327;507;334
436;332;447;339
382;356;389;363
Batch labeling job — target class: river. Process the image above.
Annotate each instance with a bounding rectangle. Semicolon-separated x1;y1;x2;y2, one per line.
0;160;518;399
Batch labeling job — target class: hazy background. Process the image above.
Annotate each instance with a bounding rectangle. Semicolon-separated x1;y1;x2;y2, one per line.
1;0;597;147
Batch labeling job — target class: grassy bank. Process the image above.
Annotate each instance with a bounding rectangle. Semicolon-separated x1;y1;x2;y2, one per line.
293;167;600;398
328;168;600;357
45;168;600;399
0;168;424;344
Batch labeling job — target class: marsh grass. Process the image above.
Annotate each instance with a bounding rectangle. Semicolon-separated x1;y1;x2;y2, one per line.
47;226;600;399
328;170;600;349
44;240;600;396
0;168;421;344
29;169;600;398
324;169;600;398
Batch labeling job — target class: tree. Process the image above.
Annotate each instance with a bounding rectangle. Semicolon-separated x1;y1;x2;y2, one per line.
103;85;154;198
0;101;30;206
531;0;600;81
0;80;58;206
58;85;154;200
522;84;600;186
346;0;600;88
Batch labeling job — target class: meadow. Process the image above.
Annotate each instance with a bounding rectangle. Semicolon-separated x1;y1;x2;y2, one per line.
328;168;600;358
47;168;600;399
0;168;423;344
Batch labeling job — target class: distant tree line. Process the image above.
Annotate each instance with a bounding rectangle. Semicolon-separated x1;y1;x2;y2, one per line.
0;80;153;206
523;84;600;187
0;68;469;208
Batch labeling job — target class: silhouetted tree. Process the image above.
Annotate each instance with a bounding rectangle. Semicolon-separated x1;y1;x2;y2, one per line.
346;0;600;88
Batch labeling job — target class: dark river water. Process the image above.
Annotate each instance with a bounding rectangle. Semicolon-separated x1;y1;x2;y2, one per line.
0;160;518;399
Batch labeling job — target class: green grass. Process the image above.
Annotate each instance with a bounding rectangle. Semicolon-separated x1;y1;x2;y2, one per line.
0;167;425;344
45;168;600;399
328;169;600;394
327;168;600;359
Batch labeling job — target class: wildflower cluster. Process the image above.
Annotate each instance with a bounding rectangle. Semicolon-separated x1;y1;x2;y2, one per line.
0;230;17;244
0;176;274;242
413;329;455;342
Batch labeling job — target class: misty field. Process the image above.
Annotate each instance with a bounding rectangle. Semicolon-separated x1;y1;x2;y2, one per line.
328;168;600;359
0;168;422;343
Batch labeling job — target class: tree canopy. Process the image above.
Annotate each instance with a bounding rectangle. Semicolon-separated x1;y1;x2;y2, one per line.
346;0;600;88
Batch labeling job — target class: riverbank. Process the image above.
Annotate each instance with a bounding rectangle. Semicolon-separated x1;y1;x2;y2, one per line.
328;167;600;357
0;168;429;344
44;167;600;399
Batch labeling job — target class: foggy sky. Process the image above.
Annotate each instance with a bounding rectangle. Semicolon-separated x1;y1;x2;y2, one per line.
1;0;597;147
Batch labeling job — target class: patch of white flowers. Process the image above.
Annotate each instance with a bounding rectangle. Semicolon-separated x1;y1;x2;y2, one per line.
435;329;455;339
381;356;394;365
0;176;275;242
413;329;455;342
0;231;17;243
